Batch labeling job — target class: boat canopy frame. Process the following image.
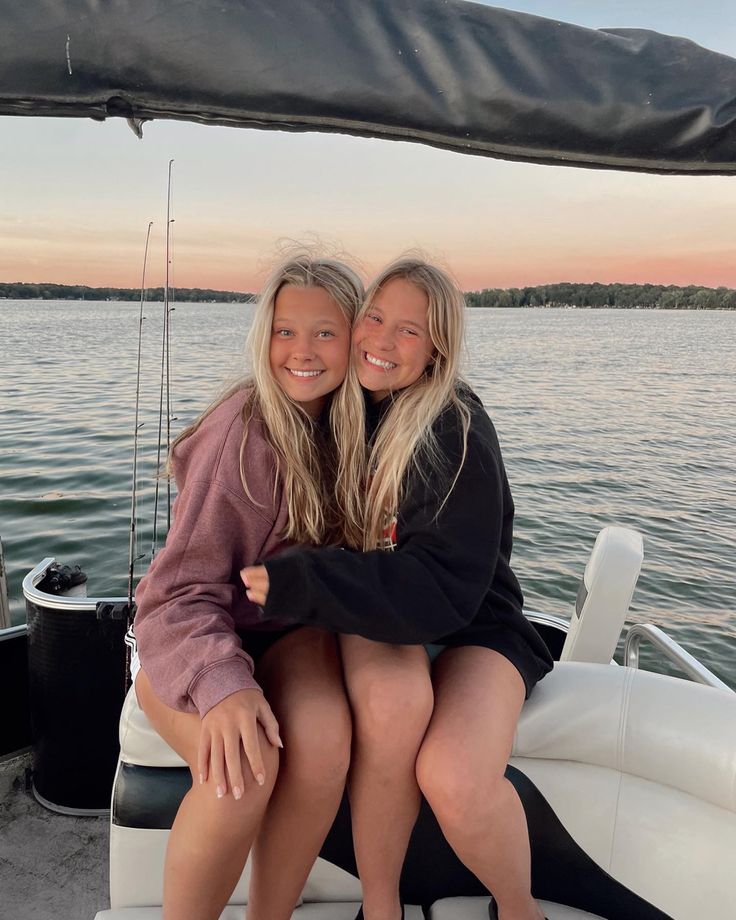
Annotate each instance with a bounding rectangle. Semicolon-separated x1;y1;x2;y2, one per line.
1;0;735;175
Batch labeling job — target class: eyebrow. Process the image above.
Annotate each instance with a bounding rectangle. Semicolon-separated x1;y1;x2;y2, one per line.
273;317;341;325
370;305;426;331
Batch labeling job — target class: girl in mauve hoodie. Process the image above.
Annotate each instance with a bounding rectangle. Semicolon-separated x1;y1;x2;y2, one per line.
133;253;365;920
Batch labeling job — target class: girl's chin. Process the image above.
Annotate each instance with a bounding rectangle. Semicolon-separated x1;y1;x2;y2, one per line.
357;378;392;402
358;375;389;393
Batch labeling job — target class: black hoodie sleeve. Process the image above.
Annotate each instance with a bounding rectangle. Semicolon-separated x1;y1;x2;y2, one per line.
262;406;508;644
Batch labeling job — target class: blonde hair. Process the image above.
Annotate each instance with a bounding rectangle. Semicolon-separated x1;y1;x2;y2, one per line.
169;253;366;548
362;257;470;549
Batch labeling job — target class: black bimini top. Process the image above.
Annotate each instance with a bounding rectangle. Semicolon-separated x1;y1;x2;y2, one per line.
1;0;735;175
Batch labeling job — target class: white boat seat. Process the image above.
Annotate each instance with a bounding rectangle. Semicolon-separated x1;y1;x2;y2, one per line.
118;682;186;768
560;526;643;664
110;663;736;920
510;662;736;920
429;898;604;919
95;905;426;920
94;904;596;920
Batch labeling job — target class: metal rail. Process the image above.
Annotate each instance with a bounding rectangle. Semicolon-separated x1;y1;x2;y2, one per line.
22;558;122;613
524;609;570;633
625;623;733;693
16;560;736;696
0;537;10;630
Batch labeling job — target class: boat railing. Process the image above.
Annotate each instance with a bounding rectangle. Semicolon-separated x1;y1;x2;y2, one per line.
524;610;569;631
625;623;732;693
0;537;10;630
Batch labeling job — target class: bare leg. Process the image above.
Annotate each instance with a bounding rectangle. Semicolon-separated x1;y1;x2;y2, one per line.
341;634;434;920
247;628;352;920
135;669;279;920
415;647;544;920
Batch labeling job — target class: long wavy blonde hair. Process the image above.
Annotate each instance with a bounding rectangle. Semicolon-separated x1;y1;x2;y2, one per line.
361;257;471;550
169;253;366;548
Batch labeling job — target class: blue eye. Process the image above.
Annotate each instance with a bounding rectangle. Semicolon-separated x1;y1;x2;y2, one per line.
317;330;335;339
367;313;381;323
274;328;293;337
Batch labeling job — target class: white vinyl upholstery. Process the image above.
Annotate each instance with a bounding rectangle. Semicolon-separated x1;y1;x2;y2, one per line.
96;906;425;920
111;664;736;920
430;898;604;919
514;662;736;810
512;662;736;920
110;821;255;908
118;683;186;768
560;527;643;664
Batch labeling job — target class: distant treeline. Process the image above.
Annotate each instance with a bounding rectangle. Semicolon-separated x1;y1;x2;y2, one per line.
3;281;735;310
0;283;253;303
465;283;736;310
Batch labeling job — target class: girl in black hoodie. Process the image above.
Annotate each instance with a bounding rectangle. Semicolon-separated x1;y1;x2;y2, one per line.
243;258;553;920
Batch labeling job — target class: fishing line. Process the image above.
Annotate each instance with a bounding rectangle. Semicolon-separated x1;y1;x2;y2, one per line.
127;220;153;613
164;158;174;532
152;159;175;558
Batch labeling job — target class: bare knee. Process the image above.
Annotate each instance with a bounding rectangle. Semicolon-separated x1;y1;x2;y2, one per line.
346;656;434;747
191;727;280;837
416;739;506;834
259;630;353;791
280;694;352;791
136;671;279;833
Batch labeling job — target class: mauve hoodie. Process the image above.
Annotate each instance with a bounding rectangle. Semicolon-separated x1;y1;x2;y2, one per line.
134;388;290;717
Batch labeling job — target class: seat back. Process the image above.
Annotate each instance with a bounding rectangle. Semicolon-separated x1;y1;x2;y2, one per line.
512;662;736;920
560;527;643;664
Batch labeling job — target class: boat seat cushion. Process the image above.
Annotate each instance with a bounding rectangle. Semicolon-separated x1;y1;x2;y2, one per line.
94;904;594;920
119;680;186;768
113;663;736;919
95;905;425;919
513;661;736;811
429;899;604;919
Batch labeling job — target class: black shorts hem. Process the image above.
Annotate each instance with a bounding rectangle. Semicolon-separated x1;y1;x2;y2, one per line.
236;625;302;665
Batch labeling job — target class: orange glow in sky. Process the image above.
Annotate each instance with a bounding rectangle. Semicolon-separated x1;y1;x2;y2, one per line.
2;0;735;294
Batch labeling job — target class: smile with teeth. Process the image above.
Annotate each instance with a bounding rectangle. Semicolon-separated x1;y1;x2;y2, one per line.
286;368;324;378
364;351;397;370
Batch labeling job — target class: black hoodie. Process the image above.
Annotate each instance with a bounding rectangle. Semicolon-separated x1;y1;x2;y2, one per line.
263;387;553;695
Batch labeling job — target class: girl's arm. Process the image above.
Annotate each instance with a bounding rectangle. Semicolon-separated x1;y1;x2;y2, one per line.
135;476;275;717
247;415;510;644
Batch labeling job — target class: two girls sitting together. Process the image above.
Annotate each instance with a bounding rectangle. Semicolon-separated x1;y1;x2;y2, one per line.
133;253;553;920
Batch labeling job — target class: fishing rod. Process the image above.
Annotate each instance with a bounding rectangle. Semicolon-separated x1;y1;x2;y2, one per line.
164;158;174;532
127;220;153;613
151;159;174;558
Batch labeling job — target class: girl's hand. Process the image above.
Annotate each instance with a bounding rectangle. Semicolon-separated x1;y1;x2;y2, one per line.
197;688;282;799
241;565;270;606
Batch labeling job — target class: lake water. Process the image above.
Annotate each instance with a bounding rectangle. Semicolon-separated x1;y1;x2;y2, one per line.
2;300;734;686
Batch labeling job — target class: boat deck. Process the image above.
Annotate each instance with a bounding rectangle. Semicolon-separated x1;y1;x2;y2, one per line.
0;753;109;919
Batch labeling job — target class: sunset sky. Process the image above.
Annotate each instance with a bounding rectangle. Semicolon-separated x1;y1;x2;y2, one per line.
1;1;734;293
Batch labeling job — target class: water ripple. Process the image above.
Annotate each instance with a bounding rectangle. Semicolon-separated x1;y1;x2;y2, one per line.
2;302;735;687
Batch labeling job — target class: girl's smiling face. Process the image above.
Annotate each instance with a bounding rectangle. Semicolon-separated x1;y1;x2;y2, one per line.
269;284;351;417
353;277;435;401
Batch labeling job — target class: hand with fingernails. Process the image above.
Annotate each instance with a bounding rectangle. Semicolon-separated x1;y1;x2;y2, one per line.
198;687;282;799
